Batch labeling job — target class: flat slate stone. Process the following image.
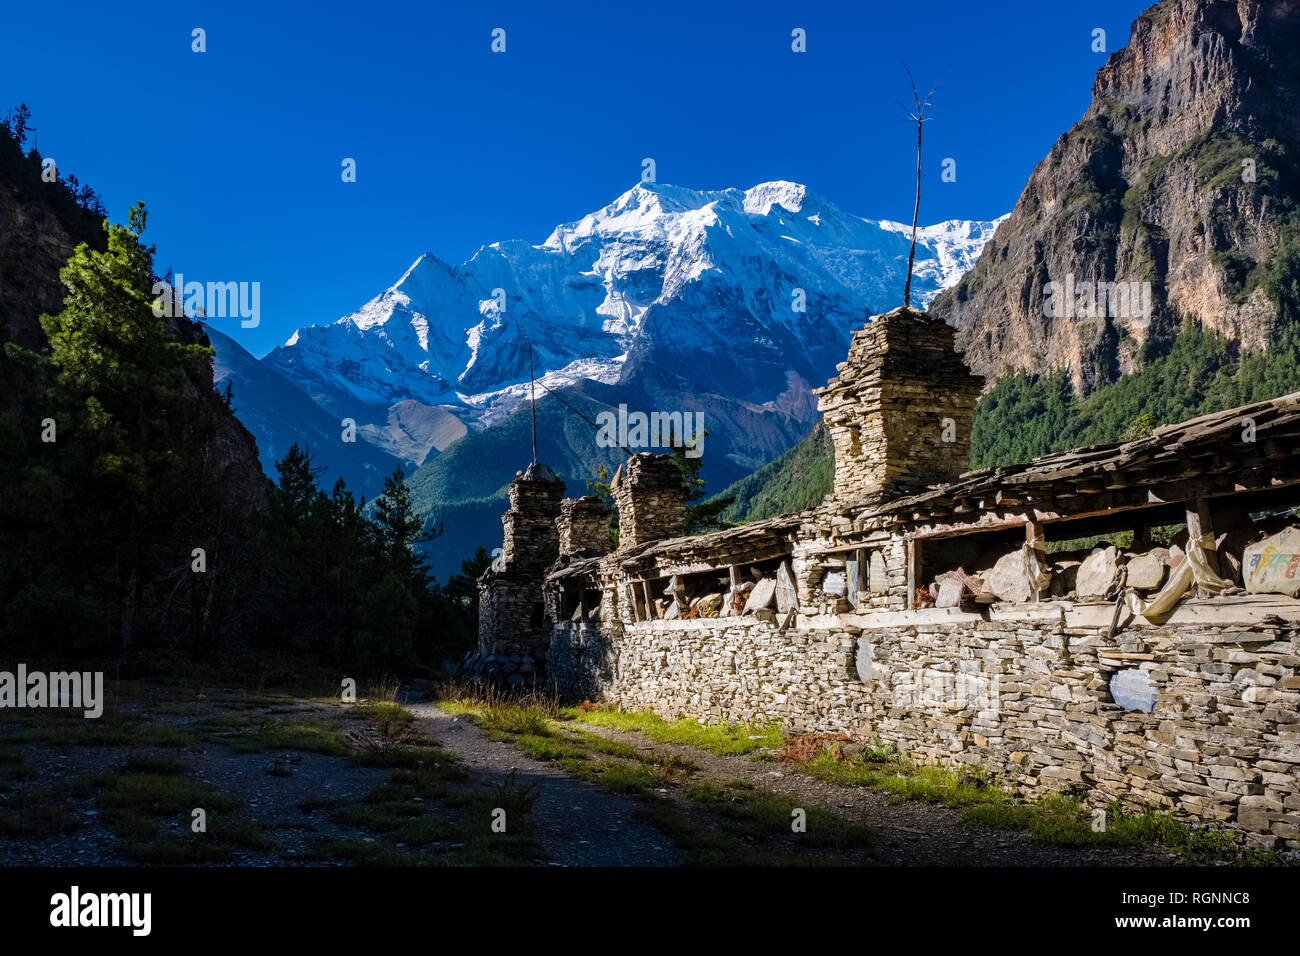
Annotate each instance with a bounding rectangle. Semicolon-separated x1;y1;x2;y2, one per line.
935;574;965;608
776;562;797;613
985;549;1034;603
855;638;874;682
1125;550;1168;591
743;577;777;614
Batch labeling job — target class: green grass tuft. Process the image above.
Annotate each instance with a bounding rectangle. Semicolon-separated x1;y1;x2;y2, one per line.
567;708;781;755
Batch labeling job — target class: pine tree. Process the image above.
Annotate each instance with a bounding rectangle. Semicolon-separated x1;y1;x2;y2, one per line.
668;427;734;533
28;202;216;655
371;465;442;591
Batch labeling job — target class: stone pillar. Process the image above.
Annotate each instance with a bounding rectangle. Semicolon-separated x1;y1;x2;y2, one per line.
813;306;983;503
500;462;565;574
475;462;565;667
557;495;611;558
610;453;687;549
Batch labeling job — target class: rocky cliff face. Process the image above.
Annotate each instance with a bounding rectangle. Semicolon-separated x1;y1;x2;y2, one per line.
930;0;1300;394
0;165;104;351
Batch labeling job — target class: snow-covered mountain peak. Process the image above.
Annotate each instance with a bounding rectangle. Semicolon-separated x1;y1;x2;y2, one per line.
742;181;808;216
266;181;1007;437
543;181;730;252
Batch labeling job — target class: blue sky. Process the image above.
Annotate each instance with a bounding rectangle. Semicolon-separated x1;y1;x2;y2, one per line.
1;0;1150;356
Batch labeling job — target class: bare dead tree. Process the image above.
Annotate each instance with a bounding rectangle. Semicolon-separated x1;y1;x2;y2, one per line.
899;62;938;310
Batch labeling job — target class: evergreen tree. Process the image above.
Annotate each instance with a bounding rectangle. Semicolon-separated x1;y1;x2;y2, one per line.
29;202;215;655
669;427;733;533
371;465;438;584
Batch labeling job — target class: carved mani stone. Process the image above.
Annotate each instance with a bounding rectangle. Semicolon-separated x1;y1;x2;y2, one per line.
1110;668;1156;713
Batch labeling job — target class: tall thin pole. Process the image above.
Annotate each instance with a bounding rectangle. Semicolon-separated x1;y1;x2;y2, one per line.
528;343;538;466
904;112;922;309
900;62;936;312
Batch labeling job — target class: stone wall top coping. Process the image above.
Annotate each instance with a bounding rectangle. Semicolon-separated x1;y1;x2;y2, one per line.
807;594;1300;632
625;616;771;633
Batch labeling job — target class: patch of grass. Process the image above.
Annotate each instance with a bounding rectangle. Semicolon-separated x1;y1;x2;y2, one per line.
348;700;414;738
568;708;781;756
514;734;588;763
504;727;688;792
353;745;463;775
797;747;1293;865
259;719;350;755
962;794;1293;864
320;764;544;867
489;770;540;820
437;699;478;716
123;822;272;864
100;772;240;817
122;753;186;775
0;782;84;837
196;712;349;756
21;713;196;749
479;705;552;738
687;779;875;850
97;771;270;863
635;798;795;866
304;838;420;866
633;780;871;866
795;752;1005;808
573;759;663;794
562;730;640;760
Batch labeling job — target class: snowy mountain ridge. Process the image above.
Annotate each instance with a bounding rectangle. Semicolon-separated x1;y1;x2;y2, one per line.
263;181;1005;453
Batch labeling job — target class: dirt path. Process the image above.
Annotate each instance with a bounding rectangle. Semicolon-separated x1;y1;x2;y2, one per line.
405;704;682;866
559;720;1186;867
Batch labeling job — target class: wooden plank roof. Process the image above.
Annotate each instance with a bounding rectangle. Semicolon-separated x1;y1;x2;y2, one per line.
547;391;1300;580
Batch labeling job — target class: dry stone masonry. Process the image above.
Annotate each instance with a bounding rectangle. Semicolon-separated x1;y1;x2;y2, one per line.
472;462;565;681
557;495;611;558
814;306;983;504
610;453;688;549
479;306;1300;847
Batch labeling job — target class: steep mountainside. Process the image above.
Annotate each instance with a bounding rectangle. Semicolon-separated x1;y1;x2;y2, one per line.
209;326;402;493
714;421;833;524
717;0;1300;524
0;115;269;653
930;0;1300;394
0;136;105;353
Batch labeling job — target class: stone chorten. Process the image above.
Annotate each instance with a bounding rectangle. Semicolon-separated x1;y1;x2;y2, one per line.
814;306;984;503
500;462;565;574
557;495;611;558
477;462;565;662
610;453;687;549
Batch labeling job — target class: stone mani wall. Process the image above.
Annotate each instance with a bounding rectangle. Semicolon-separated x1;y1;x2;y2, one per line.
547;608;1300;846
